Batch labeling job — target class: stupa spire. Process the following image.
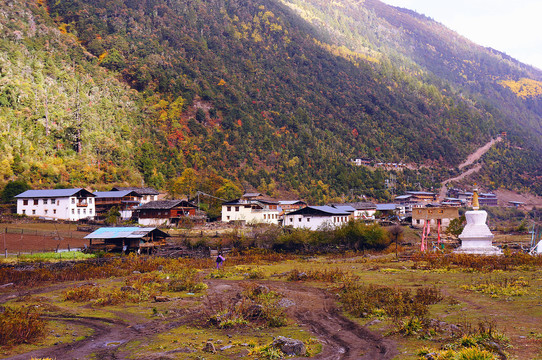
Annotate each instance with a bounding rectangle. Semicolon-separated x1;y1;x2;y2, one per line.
472;183;479;210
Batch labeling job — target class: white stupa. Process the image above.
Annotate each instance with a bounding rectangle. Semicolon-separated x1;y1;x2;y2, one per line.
455;185;502;255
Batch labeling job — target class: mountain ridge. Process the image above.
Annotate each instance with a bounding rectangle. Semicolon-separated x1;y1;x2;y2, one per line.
0;0;540;203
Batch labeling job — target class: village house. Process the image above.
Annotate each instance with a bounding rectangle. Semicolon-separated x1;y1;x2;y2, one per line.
330;202;377;220
283;205;351;230
441;197;466;207
394;191;437;211
375;203;406;217
446;188;498;207
111;187;159;203
15;188;96;221
479;193;498;207
278;200;307;214
221;193;280;225
411;206;459;231
135;200;204;226
93;190;141;220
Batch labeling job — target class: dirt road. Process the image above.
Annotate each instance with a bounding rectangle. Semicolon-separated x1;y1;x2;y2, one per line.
1;279;396;360
438;137;502;200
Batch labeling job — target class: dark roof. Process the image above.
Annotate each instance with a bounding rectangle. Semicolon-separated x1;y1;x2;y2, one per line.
256;199;279;205
406;191;436;196
286;205;350;216
333;202;376;210
111;187;159;195
278;200;307;205
376;203;401;211
137;200;197;210
15;188;95;198
242;192;262;198
93;190;138;199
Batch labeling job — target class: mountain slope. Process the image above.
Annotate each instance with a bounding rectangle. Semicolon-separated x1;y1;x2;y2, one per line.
1;0;541;202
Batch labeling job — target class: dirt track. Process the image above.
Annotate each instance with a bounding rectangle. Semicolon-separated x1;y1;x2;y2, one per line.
438;137;502;201
0;279;396;360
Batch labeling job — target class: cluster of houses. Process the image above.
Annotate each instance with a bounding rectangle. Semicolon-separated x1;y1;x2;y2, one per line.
14;187;204;226
14;186;507;233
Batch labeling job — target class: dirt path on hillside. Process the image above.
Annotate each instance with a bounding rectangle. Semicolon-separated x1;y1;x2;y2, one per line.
458;137;501;170
0;279;397;360
438;137;502;201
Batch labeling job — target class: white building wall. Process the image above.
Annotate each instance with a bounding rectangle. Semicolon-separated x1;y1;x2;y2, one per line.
283;214;349;231
222;205;279;225
412;218;452;230
17;196;96;221
138;218;171;226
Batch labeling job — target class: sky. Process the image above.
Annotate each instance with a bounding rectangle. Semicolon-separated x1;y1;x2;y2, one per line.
380;0;542;70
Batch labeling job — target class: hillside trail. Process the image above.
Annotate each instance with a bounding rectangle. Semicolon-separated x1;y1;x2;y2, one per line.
1;279;397;360
438;136;502;201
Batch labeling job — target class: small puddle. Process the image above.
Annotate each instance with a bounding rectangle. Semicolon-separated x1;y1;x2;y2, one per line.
105;341;122;347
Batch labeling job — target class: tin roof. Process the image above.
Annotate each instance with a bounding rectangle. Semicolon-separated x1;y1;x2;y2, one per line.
111;187;159;195
15;188;95;198
93;190;136;198
376;203;400;211
287;205;351;216
84;227;169;239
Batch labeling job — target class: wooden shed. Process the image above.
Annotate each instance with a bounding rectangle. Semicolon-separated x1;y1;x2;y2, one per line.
84;227;169;253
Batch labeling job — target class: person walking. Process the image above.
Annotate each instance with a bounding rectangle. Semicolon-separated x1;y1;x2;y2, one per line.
216;252;225;269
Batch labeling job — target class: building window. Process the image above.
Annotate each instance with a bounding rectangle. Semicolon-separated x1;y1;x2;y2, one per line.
53;209;56;214
32;209;36;215
23;199;28;205
44;210;48;214
43;199;48;205
77;209;80;214
307;218;310;222
72;209;74;214
227;206;231;212
34;199;38;205
299;218;302;222
290;218;293;223
22;210;25;215
89;209;92;214
235;206;239;212
227;216;230;220
88;198;93;204
57;200;60;205
83;209;86;215
71;198;75;204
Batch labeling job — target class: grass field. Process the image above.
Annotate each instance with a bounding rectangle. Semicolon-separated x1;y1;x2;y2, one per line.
1;247;541;359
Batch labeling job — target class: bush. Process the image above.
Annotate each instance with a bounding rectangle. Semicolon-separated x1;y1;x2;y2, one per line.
340;283;441;320
64;284;100;302
0;307;46;346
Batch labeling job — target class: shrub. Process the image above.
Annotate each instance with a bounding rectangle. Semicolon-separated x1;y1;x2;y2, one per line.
0;307;46;346
64;284;100;302
167;268;207;292
339;283;441;320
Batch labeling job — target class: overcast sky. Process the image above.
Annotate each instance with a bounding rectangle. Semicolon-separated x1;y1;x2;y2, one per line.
380;0;542;71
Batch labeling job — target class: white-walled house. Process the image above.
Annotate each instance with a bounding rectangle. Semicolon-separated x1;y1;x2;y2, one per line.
283;206;351;230
221;198;280;225
15;188;96;221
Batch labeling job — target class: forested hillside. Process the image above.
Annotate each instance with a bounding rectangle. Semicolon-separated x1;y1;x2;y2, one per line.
1;0;541;203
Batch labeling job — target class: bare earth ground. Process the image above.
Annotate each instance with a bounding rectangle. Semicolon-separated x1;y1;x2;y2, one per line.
0;233;90;253
0;278;397;360
494;189;542;209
